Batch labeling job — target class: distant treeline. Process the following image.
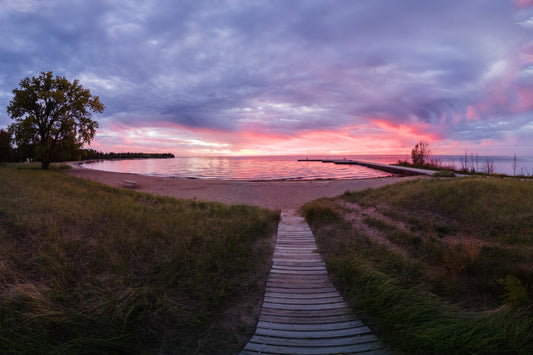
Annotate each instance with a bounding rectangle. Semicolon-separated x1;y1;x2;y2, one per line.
80;149;175;161
0;142;174;163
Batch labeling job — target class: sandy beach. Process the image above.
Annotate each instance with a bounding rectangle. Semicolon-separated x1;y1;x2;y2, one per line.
64;164;422;210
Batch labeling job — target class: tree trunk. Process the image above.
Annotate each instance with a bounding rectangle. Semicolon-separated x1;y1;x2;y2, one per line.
41;159;50;170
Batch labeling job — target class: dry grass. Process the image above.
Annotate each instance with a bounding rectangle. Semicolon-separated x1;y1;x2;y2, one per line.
0;165;279;353
303;177;533;353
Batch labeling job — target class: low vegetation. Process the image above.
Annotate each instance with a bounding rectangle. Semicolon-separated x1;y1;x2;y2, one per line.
0;165;279;353
397;142;531;178
303;177;533;353
80;150;175;161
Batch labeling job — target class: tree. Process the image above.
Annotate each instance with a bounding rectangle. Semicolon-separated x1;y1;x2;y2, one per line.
0;129;13;163
7;71;104;169
411;141;431;166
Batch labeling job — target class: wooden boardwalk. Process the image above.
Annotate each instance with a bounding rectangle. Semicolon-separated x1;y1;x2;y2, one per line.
241;210;387;354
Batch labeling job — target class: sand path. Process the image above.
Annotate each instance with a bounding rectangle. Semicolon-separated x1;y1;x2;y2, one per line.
64;164;419;210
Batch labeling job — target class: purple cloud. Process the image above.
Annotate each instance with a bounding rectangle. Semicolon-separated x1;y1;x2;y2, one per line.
1;0;532;154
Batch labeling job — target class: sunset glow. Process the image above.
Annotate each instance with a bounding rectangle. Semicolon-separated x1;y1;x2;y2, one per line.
1;1;532;156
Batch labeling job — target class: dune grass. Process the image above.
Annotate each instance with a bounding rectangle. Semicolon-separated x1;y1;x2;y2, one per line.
303;177;533;353
0;165;279;354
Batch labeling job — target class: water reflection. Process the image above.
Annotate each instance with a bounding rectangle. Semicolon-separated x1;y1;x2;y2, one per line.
81;155;533;180
81;156;392;180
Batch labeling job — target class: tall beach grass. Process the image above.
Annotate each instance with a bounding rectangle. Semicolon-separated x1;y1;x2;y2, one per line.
0;165;279;353
303;177;533;353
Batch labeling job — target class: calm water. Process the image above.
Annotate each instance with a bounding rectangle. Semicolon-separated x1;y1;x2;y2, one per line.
80;155;533;181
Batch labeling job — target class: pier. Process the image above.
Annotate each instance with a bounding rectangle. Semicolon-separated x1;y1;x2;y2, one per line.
298;159;437;176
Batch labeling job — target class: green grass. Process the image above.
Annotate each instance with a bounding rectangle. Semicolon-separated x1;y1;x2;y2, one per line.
0;166;279;354
303;177;533;353
345;177;533;243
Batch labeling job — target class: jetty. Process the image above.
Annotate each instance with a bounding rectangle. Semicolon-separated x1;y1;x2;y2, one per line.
241;210;387;354
298;158;437;176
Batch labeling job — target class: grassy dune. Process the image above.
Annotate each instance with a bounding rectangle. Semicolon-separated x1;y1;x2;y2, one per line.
0;165;279;354
303;177;533;353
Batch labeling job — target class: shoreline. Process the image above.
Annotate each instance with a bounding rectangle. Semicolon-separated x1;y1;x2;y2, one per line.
64;164;423;210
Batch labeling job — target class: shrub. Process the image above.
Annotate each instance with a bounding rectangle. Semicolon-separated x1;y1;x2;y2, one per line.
433;170;456;178
411;141;431;166
442;239;482;275
498;275;529;308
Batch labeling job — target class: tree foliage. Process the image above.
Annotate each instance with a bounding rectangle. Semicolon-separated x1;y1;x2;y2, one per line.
0;129;13;163
411;141;431;166
80;149;175;160
7;71;104;169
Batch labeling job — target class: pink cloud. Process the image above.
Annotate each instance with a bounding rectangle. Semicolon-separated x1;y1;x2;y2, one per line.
466;105;480;120
246;127;413;156
516;0;533;8
465;47;533;119
92;119;429;156
371;119;441;142
472;82;533;117
515;86;533;112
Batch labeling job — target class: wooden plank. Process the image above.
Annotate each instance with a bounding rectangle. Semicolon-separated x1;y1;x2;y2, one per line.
254;326;372;339
274;249;320;258
266;283;333;290
260;308;351;317
246;334;380;348
269;271;327;277
261;302;348;311
275;246;316;248
266;279;332;286
268;271;328;277
273;249;319;253
256;320;365;331
272;261;326;267
273;247;317;251
276;242;315;245
259;313;357;324
267;274;329;280
276;245;315;248
274;249;317;252
270;268;326;272
271;258;323;263
263;296;346;305
267;276;330;283
266;291;340;299
266;287;338;294
271;257;320;260
271;259;322;263
271;264;326;269
270;268;326;273
266;280;333;287
278;236;312;239
272;252;321;257
266;282;334;290
272;256;322;260
271;265;326;271
243;342;385;355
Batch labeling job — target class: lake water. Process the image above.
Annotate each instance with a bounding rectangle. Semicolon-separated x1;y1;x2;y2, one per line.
80;155;533;181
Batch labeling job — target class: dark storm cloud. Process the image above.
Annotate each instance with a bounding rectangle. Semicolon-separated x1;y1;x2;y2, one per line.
1;0;532;149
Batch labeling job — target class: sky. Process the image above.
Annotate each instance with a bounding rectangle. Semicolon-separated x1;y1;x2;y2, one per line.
1;0;532;156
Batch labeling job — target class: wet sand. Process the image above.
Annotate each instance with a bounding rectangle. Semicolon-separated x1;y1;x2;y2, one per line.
64;164;422;210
